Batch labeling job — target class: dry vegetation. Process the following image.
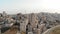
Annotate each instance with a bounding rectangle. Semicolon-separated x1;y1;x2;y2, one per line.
2;26;18;34
50;27;60;34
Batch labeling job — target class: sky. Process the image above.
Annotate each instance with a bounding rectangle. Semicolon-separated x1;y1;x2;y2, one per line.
0;0;60;14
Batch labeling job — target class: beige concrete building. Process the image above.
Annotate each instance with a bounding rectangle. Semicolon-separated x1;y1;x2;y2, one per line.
28;13;39;28
18;14;28;34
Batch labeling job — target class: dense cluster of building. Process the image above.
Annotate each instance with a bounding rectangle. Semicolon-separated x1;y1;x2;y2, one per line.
0;11;60;34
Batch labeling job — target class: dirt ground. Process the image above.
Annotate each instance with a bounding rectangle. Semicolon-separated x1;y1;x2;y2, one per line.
2;26;18;34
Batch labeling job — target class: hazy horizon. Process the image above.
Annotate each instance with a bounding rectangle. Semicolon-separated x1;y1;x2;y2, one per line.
0;0;60;14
